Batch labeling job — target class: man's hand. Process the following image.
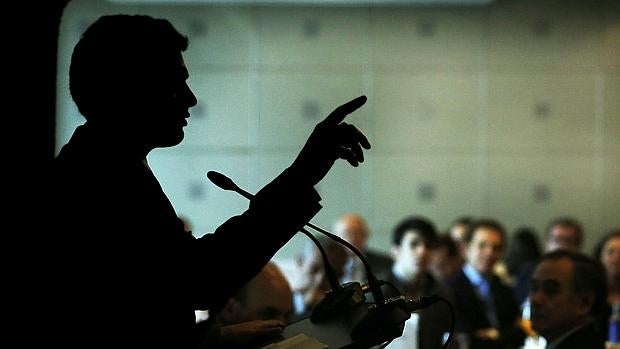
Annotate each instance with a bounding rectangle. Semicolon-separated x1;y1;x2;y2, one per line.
290;95;370;186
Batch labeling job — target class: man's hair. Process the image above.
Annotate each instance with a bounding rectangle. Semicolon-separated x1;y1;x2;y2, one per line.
546;216;583;247
391;215;437;247
462;218;506;248
541;250;607;315
69;14;189;118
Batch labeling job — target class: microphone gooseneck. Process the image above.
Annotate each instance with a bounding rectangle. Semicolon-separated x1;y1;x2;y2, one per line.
206;171;455;349
207;170;386;305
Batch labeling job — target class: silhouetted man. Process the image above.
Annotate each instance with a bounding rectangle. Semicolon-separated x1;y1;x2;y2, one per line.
48;14;370;349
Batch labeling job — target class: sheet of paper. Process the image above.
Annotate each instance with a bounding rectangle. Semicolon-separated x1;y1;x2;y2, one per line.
262;333;328;349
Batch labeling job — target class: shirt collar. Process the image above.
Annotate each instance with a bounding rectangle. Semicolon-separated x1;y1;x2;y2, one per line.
463;263;487;287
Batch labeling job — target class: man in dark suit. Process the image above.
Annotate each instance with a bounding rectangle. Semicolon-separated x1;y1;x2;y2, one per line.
48;14;370;349
529;250;607;349
382;215;455;349
447;219;524;349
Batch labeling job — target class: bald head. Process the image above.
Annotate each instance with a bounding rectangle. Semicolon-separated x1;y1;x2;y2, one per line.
334;213;369;254
219;262;293;324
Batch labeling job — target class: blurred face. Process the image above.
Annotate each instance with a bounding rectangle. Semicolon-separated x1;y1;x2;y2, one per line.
529;258;591;340
296;250;325;292
466;227;503;276
601;237;620;279
336;215;368;254
132;52;198;149
296;245;347;305
430;246;461;281
546;225;580;252
392;230;432;280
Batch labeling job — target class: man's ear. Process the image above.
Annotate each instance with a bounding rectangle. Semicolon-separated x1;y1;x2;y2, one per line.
218;298;241;324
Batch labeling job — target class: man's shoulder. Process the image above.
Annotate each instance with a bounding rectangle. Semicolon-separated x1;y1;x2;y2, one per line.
425;272;454;300
364;249;392;276
555;321;605;349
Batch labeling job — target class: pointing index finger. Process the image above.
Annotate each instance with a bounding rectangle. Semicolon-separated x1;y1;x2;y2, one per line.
322;95;367;126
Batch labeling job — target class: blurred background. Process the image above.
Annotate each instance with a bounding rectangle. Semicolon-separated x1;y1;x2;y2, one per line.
54;0;619;264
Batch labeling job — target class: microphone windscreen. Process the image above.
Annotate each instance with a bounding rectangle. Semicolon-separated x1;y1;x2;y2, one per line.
206;171;236;191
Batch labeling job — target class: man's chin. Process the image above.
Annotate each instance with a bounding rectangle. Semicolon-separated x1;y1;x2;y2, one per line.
157;132;185;148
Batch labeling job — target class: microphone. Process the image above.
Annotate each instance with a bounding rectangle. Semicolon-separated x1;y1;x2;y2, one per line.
206;171;455;348
206;170;386;307
206;171;252;201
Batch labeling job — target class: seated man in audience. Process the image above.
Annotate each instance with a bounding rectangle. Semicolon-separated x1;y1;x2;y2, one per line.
334;213;392;283
529;250;607;349
430;234;463;285
447;219;524;349
196;262;294;348
383;216;456;349
292;235;348;319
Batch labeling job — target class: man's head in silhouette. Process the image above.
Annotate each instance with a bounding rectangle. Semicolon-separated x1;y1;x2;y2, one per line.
69;15;198;153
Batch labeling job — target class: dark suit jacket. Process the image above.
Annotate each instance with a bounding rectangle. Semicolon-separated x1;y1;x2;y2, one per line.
47;124;322;349
447;268;524;349
383;271;456;349
364;249;392;280
548;320;605;349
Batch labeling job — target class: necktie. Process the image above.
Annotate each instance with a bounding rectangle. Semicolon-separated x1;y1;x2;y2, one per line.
477;279;500;328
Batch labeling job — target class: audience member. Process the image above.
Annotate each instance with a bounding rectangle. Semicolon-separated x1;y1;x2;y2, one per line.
196;262;293;348
592;228;620;340
504;226;542;305
447;219;524;349
430;234;463;284
383;216;455;349
333;213;391;283
48;14;370;348
292;234;348;319
529;250;607;349
448;216;474;259
595;229;620;304
544;217;583;252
